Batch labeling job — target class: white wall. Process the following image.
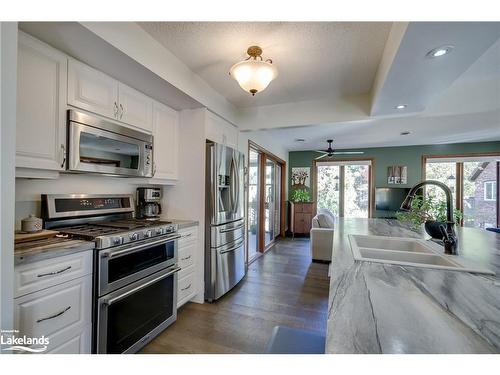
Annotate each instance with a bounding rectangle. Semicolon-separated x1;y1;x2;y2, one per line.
0;22;17;335
162;109;206;304
15;174;153;229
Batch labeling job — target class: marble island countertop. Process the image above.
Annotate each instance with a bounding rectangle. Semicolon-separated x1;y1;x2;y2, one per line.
326;218;500;354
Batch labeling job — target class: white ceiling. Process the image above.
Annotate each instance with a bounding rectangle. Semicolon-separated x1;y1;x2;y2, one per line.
138;22;391;108
262;109;500;152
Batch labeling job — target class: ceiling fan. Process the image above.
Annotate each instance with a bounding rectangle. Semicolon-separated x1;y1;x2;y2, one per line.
314;139;364;160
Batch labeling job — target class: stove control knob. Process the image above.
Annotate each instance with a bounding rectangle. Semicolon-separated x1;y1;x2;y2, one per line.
129;233;139;241
113;237;123;246
156;228;163;235
145;230;153;238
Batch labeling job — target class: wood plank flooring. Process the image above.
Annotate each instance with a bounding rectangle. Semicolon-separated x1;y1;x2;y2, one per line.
140;238;330;354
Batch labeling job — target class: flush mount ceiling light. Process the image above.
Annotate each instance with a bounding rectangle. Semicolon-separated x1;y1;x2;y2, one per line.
229;46;278;96
426;45;454;58
395;104;407;110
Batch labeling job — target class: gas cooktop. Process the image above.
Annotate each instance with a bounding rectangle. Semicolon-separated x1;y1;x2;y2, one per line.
56;219;177;249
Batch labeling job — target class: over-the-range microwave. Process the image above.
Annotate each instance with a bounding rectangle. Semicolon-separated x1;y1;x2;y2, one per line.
67;110;153;177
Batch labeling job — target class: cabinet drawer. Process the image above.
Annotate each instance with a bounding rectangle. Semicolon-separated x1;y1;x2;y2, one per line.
178;226;198;246
15;250;92;298
178;242;195;270
177;271;195;308
14;276;92;343
46;324;91;354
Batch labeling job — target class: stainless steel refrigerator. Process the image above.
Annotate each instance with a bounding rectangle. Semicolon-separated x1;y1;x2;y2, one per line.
205;142;246;302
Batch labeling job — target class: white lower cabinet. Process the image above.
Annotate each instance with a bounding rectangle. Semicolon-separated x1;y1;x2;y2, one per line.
177;226;198;308
14;251;93;354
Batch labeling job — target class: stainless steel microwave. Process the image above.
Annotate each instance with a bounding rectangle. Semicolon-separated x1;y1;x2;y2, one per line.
67;110;153;177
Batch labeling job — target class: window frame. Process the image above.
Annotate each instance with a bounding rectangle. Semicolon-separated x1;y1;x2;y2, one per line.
484;180;497;201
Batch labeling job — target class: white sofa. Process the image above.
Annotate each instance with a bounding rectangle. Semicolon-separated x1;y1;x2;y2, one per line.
310;209;335;262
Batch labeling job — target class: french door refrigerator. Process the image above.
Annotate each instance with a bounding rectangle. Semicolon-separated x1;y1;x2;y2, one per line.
205;142;246;302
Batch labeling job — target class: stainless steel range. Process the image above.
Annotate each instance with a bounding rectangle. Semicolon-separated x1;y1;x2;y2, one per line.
42;194;180;354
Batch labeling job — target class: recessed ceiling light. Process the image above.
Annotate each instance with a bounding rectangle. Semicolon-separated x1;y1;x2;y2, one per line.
395;104;407;110
294;138;305;142
426;45;454;58
400;131;411;136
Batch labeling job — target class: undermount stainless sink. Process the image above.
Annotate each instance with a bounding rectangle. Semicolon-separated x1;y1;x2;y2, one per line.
349;235;495;275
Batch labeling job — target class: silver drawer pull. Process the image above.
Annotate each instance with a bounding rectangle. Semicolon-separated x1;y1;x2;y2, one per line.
181;255;191;261
220;225;244;233
181;284;192;291
37;266;72;278
181;233;192;238
36;306;71;323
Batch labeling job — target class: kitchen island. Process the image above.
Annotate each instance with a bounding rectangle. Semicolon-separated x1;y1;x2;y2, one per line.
326;218;500;354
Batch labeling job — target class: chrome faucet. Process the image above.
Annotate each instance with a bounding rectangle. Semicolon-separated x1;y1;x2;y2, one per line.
400;180;458;255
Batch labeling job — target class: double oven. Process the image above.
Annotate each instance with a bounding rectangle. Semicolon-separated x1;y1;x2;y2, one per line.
42;194;180;354
96;234;179;353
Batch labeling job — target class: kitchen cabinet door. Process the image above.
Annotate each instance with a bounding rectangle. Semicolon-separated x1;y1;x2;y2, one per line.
16;32;67;172
67;59;119;119
118;83;153;132
205;111;238;150
152;102;179;180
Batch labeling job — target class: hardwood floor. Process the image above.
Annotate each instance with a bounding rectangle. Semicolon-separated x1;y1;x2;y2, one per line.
140;238;330;354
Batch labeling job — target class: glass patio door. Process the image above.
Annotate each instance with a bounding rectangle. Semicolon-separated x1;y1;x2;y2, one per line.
316;161;371;218
247;149;260;261
264;158;277;247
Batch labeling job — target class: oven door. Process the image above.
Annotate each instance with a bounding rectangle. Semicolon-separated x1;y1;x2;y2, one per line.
97;266;180;354
99;235;179;296
68;118;153;177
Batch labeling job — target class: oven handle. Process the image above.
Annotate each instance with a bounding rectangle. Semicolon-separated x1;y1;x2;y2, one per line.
101;235;180;259
102;266;180;306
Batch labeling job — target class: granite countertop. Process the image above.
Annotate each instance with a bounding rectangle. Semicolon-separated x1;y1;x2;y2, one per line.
160;217;199;229
326;218;500;354
15;237;95;265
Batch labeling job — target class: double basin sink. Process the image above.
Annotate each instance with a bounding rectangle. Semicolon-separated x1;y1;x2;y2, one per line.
349;235;495;275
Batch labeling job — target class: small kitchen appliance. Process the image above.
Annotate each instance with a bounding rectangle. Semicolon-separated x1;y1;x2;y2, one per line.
136;187;162;219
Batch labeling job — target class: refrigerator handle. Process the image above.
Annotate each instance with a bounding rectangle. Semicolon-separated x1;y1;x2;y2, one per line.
232;153;239;215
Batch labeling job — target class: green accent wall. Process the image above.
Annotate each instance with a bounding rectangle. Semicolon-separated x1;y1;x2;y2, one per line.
289;141;500;216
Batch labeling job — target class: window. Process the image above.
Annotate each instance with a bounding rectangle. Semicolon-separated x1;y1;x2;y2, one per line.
484;181;496;201
424;156;500;229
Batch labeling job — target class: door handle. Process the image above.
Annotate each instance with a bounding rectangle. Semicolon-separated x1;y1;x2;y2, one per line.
119;104;124;119
220;224;244;233
102;267;180;306
219;241;244;254
60;144;66;169
113;102;118;118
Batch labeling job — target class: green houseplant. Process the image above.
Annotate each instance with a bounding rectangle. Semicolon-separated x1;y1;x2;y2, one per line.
290;189;311;203
396;195;462;238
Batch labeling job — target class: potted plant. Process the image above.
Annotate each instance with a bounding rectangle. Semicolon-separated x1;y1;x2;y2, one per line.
290;189;311;203
396;195;462;239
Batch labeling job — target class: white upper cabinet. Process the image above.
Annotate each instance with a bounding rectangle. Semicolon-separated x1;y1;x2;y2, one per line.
152;101;179;180
68;60;153;133
118;83;153;132
16;32;67;172
67;59;118;120
205;111;238;150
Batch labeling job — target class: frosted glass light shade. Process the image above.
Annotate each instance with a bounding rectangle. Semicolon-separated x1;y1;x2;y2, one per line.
229;59;278;95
